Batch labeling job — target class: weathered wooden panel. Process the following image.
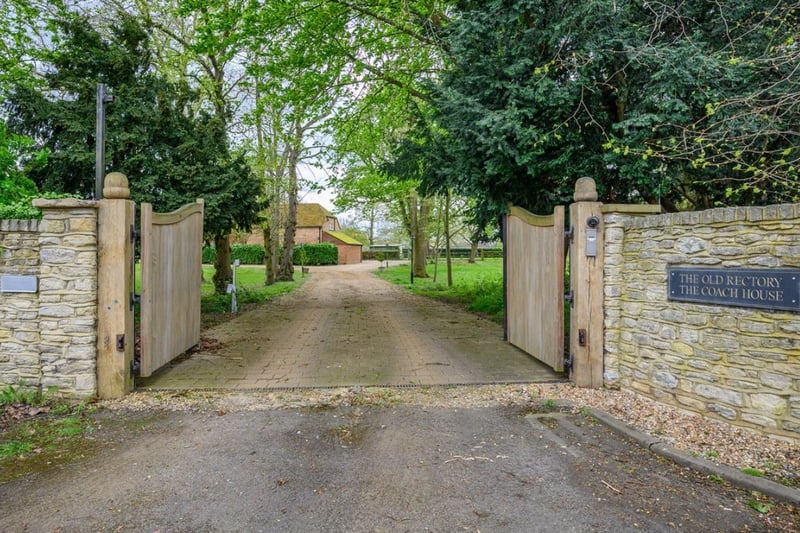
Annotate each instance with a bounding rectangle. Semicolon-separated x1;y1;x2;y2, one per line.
140;200;203;377
505;205;565;371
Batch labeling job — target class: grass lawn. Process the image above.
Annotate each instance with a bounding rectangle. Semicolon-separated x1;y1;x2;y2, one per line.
200;265;305;314
374;258;505;322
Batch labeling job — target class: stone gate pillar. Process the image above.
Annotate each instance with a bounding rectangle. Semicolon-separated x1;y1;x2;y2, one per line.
32;197;99;397
569;178;604;387
96;172;135;398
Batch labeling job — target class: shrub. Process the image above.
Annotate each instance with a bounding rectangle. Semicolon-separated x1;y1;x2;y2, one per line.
202;244;266;265
0;193;80;220
293;243;338;265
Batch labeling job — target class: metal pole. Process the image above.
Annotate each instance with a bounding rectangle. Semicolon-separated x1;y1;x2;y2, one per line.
409;234;414;284
95;84;114;200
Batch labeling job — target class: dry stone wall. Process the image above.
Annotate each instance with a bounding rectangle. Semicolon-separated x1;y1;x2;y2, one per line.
0;219;41;389
604;205;800;439
0;200;98;397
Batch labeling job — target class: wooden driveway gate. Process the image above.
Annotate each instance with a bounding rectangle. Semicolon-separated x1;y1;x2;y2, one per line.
139;200;204;377
504;205;566;372
504;178;611;387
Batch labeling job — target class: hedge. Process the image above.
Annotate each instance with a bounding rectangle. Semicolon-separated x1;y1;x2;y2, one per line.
293;243;338;265
202;244;265;265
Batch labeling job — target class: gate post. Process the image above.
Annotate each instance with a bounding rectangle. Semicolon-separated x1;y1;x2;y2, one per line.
96;172;135;398
569;178;604;387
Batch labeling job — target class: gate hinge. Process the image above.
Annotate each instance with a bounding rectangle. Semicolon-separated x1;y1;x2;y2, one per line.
130;224;140;243
565;226;574;242
131;359;140;377
564;291;574;304
130;292;140;310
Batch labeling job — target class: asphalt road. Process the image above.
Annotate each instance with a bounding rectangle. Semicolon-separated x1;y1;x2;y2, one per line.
0;404;773;532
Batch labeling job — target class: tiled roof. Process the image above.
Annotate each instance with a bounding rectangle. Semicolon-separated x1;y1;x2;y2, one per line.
324;231;363;246
296;203;333;227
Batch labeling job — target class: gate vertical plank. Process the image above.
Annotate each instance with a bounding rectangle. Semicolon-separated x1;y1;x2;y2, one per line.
139;201;203;377
505;205;565;371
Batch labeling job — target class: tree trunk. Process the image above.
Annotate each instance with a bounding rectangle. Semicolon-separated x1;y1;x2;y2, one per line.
367;204;376;246
468;240;479;263
445;189;452;287
277;164;298;281
412;197;430;279
277;194;296;281
213;233;232;295
263;222;276;285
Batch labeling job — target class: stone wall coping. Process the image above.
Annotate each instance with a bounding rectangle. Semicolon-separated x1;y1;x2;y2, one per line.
0;219;40;232
623;204;800;229
602;204;662;215
32;199;98;209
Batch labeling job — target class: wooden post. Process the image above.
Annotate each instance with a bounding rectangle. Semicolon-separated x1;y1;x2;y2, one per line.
96;172;134;398
569;177;604;387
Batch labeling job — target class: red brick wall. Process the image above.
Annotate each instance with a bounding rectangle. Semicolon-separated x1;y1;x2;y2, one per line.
296;227;322;244
337;244;362;264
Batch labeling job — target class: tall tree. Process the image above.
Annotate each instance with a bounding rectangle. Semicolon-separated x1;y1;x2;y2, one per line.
4;8;262;294
420;0;800;223
114;0;259;292
243;1;350;281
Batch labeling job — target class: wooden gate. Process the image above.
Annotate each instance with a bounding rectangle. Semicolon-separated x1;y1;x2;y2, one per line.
504;205;566;372
139;200;204;377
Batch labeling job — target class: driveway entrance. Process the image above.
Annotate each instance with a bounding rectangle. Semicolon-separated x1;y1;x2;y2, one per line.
137;262;563;389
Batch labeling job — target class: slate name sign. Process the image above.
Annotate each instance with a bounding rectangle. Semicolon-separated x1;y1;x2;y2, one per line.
668;267;800;312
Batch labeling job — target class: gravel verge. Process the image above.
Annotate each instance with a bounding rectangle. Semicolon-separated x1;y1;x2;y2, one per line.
103;383;799;493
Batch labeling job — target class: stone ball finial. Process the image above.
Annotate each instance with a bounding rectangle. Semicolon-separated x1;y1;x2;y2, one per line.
103;172;130;199
573;177;598;202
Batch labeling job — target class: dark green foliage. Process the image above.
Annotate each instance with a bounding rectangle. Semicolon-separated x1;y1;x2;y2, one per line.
413;0;800;223
202;244;266;265
0;192;79;220
3;9;262;236
293;243;338;266
0;122;43;207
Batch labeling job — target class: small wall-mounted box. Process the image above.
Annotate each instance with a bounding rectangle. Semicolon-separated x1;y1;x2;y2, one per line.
0;274;39;293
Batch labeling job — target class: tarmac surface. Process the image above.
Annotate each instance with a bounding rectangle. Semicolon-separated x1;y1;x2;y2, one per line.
0;405;781;532
138;262;563;390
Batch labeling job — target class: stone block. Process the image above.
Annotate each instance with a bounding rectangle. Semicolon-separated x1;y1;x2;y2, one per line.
738;320;774;335
68;217;97;233
39;305;74;318
672;342;694;356
740;413;777;428
40;248;77;264
39;219;66;233
695;384;743;406
750;393;788;415
760;371;792;391
676;237;706;254
707;403;738;419
653;371;679;389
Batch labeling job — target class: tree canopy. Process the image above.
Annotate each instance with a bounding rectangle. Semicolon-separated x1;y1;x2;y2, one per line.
417;0;800;223
3;0;798;261
4;6;262;238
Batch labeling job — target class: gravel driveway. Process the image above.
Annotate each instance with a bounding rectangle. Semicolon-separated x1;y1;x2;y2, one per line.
138;261;562;389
